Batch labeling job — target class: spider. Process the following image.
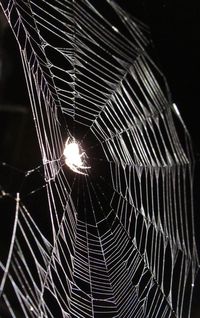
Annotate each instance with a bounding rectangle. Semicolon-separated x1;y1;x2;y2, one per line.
63;137;90;175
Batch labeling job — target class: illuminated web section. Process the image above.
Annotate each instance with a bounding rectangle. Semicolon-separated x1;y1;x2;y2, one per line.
0;1;199;318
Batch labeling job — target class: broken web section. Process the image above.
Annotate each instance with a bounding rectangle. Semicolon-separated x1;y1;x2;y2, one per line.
0;1;199;318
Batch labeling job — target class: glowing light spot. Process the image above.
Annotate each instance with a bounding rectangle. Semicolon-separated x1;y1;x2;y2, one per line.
63;137;90;175
112;25;119;32
64;142;82;166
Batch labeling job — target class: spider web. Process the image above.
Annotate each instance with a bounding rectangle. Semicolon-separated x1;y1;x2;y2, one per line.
0;1;199;317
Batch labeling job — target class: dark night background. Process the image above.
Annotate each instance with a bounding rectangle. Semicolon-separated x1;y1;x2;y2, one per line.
0;1;200;317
